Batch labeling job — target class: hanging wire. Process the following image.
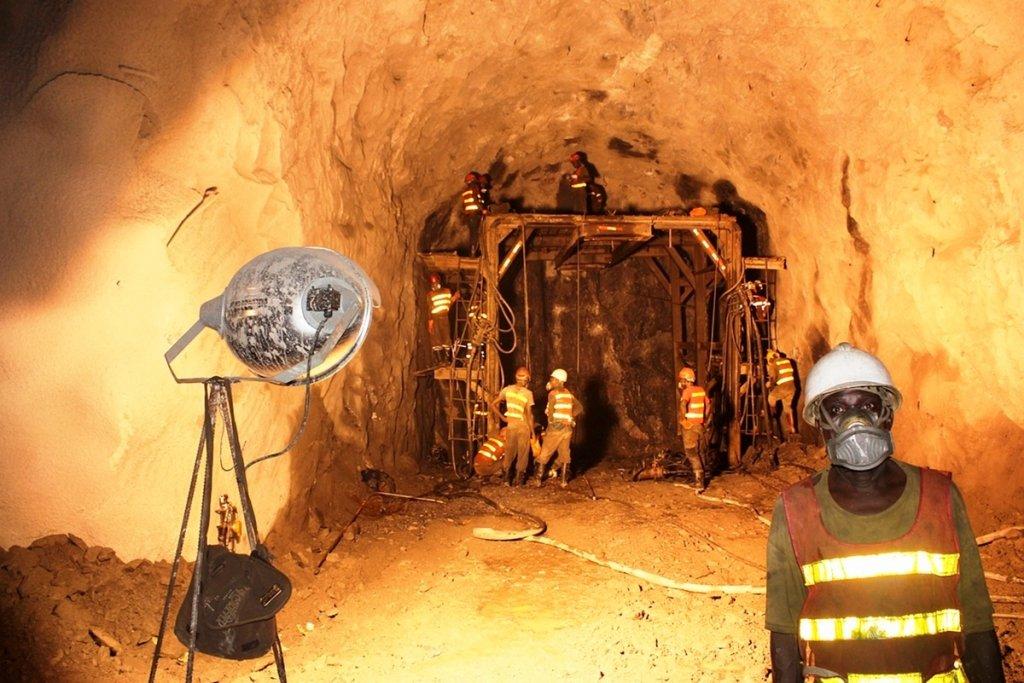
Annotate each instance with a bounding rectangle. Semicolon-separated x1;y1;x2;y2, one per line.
521;222;531;372
575;224;581;379
706;277;720;378
244;315;331;471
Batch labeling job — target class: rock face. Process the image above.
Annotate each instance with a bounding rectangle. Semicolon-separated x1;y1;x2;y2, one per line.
1;0;1022;557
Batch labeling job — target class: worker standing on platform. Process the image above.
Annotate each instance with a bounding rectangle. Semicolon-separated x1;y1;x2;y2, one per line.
491;366;535;486
744;280;772;322
765;348;798;440
427;273;457;363
461;171;484;215
536;369;583;488
566;151;593;214
461;171;486;250
478;173;493;210
678;366;709;490
766;343;1003;682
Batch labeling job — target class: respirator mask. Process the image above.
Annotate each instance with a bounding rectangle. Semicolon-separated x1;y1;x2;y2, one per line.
817;391;895;471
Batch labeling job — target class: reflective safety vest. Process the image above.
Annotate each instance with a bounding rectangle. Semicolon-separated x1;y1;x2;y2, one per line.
549;390;576;427
680;386;707;427
781;468;964;681
429;289;453;316
473;435;506;476
774;357;795;386
503;386;531;423
462;188;482;213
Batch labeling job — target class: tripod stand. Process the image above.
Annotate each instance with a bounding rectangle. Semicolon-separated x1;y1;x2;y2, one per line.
148;378;287;682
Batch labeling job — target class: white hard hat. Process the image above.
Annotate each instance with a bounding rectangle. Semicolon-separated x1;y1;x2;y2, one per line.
550;368;568;383
802;343;902;426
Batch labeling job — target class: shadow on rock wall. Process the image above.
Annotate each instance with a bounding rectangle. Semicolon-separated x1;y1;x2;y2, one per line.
674;173;769;255
575;376;619;472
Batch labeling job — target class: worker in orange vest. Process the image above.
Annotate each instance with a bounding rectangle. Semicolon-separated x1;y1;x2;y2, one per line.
766;348;798;440
490;366;535;486
678;366;709;490
566;151;593;214
460;171;487;250
745;280;772;322
473;428;507;478
427;273;458;363
535;369;583;488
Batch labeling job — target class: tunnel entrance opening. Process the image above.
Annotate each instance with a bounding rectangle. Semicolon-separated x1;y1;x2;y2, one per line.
420;211;789;479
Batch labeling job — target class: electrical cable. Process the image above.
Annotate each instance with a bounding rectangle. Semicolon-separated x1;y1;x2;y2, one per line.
521;222;531;372
575;224;581;379
244;315;331;471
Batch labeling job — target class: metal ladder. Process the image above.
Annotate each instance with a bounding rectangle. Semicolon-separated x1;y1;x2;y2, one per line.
442;268;493;474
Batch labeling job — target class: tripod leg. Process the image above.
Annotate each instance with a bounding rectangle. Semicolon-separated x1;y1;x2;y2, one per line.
272;634;288;682
185;383;217;683
147;427;206;683
218;381;261;546
218;380;287;678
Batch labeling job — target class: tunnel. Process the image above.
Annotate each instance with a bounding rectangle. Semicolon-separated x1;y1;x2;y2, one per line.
2;0;1023;680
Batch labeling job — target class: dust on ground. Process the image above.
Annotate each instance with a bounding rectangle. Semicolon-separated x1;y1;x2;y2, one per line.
3;447;1024;682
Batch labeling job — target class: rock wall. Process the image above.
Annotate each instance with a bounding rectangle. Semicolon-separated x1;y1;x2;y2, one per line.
1;0;1022;558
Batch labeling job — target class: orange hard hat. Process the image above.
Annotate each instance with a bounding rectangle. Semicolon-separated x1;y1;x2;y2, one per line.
428;273;442;286
464;171;480;184
678;367;696;382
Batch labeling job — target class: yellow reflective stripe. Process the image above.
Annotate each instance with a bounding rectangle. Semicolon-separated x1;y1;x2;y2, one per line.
552;392;574;420
775;360;794;384
799;608;960;641
801;551;960;586
686;392;706;419
478;440;502;460
430;293;452;314
820;666;966;683
570;182;587;188
505;392;528;420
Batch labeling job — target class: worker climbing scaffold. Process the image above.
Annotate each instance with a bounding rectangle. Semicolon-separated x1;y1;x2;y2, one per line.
426;272;458;364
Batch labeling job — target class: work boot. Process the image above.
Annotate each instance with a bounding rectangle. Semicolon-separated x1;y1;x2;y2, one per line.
559;464;569;489
535;469;545;488
693;468;706;492
515;471;528;487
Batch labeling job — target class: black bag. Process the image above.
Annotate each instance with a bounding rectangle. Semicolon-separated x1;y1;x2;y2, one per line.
174;545;291;660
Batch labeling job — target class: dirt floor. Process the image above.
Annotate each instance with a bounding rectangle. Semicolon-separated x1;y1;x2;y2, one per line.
4;447;1024;682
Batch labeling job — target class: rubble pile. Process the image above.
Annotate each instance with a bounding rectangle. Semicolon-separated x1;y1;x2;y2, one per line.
0;534;175;681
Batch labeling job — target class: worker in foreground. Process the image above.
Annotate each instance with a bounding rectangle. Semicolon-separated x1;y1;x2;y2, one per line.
677;366;709;490
765;347;798;440
766;343;1003;682
426;273;457;363
491;366;535;486
535;368;583;488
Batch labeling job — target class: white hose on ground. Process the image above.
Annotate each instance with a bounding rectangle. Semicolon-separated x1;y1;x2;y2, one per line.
472;525;765;596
